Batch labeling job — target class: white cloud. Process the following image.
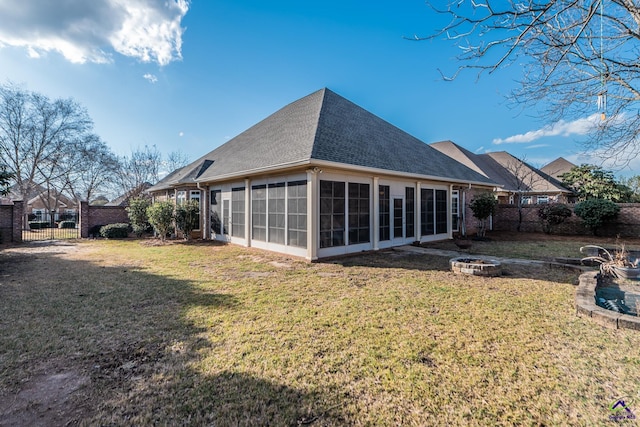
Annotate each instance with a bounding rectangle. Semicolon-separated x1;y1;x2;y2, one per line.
143;73;158;83
0;0;189;66
525;144;551;149
493;114;600;145
179;131;184;137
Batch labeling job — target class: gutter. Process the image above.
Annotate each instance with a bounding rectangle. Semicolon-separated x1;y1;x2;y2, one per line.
191;158;500;189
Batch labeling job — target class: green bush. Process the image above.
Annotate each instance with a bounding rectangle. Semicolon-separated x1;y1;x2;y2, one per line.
538;203;572;234
127;197;152;237
573;199;620;235
469;192;498;237
100;223;131;239
28;221;51;230
175;200;200;240
58;221;76;229
146;201;175;241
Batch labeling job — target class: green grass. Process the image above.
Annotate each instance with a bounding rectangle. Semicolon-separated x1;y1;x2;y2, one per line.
425;232;640;260
1;238;639;425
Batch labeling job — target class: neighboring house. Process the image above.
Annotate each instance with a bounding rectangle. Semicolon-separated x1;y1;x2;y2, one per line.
106;182;152;207
431;141;573;205
148;88;496;260
7;182;78;221
540;157;576;181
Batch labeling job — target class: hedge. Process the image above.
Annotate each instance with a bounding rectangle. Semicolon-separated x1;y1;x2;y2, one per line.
99;223;131;239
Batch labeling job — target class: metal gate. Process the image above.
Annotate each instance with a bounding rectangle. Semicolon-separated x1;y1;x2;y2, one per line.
22;211;80;241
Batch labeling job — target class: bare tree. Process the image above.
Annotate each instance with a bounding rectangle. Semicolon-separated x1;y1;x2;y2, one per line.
117;145;163;198
416;1;640;166
0;82;95;212
164;150;190;174
503;156;544;231
65;137;121;202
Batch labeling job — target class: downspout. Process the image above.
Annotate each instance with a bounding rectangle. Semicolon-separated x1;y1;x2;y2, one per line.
197;182;208;240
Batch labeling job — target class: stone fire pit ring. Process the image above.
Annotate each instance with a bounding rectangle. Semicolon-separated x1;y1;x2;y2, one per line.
450;257;502;277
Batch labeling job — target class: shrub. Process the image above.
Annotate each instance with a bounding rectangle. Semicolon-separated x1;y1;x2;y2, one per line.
88;224;104;237
28;221;51;230
127;197;152;237
573;199;620;235
58;221;76;229
175;200;200;240
100;223;130;239
538;203;572;234
469;192;497;237
146;201;175;241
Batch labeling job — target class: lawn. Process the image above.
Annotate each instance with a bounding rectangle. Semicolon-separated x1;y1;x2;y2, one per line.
1;237;639;425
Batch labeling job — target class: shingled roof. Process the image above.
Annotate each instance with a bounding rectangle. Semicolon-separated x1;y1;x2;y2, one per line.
540;157;576;180
149;89;495;191
431;141;572;194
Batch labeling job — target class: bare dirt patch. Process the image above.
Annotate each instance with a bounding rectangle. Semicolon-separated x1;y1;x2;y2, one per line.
0;362;90;427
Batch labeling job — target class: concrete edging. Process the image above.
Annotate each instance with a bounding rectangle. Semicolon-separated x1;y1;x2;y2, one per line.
575;272;640;331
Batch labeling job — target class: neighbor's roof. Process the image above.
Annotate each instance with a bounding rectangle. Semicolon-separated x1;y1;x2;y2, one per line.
149;88;495;191
431;141;572;194
540;157;576;180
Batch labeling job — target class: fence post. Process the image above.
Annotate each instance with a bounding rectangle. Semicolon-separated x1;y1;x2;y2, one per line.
79;201;89;238
12;200;23;243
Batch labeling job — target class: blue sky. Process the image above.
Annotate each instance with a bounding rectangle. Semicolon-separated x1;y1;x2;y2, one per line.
1;0;633;176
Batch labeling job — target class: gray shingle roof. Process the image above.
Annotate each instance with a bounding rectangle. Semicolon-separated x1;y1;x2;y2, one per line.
151;89;495;190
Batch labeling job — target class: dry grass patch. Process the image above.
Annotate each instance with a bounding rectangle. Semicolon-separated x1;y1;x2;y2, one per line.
1;239;639;425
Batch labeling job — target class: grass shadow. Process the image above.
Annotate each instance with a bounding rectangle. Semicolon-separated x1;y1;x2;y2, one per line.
0;243;343;425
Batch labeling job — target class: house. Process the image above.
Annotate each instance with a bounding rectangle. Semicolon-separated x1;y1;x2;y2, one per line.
431;141;573;205
105;182;152;207
7;182;78;222
540;157;576;181
148;88;496;260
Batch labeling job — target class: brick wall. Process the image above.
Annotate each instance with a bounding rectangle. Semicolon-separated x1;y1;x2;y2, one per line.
0;205;12;243
80;201;129;237
494;203;640;236
0;201;23;243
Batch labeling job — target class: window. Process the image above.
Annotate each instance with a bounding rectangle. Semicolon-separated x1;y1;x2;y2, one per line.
435;190;448;234
420;189;434;236
537;195;549;204
190;190;201;229
405;187;415;238
231;187;245;238
211;190;224;234
287;181;307;248
451;190;459;232
379;185;390;241
393;198;403;239
320;180;345;248
251;185;267;241
348;183;370;245
420;188;448;235
268;183;286;244
509;195;515;205
176;190;187;205
521;195;532;205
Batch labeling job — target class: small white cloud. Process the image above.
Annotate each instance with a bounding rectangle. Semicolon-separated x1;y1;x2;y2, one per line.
493;114;600;145
179;131;184;137
0;0;189;66
526;144;551;149
143;73;158;83
474;146;485;153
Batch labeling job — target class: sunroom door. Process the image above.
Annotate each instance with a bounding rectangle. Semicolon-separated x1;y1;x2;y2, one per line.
392;197;404;243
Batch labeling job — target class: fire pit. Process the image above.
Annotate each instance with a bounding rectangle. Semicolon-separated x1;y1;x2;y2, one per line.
450;257;502;277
